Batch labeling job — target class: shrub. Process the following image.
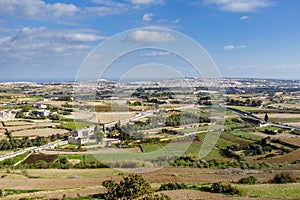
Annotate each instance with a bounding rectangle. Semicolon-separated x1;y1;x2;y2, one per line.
271;172;296;184
158;182;189;191
102;174;152;200
238;176;257;184
140;194;171;200
201;182;244;196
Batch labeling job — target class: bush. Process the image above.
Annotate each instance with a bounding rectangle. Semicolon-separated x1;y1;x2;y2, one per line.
158;182;189;191
238;176;257;184
140;194;171;200
102;174;152;200
201;182;244;196
271;172;296;184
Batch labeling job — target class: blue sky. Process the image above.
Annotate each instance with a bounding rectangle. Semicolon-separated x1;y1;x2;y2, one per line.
0;0;299;81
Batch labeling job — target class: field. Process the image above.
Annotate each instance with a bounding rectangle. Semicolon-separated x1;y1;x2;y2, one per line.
237;183;300;199
11;128;68;137
95;112;136;123
61;121;94;131
281;137;300;147
258;148;300;163
4;122;60;132
230;130;263;141
0;167;299;199
255;113;300;120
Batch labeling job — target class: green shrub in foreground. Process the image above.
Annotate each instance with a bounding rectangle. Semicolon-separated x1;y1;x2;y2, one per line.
271;172;296;184
201;182;245;196
238;176;257;184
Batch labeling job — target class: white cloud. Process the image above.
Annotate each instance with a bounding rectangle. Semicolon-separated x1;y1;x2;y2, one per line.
173;18;181;24
142;13;154;21
0;0;79;18
126;30;175;44
129;0;164;5
0;26;106;61
240;15;249;20
223;45;247;51
202;0;273;12
84;5;128;16
142;51;174;57
87;0;128;16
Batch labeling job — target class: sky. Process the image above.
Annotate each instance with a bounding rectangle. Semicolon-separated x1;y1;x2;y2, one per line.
0;0;300;81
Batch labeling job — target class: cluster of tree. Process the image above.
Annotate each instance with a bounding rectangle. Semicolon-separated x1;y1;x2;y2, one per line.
165;113;210;127
0;133;65;151
198;95;212;105
158;182;189;191
227;98;262;107
171;156;273;170
102;174;171;200
223;137;273;159
238;176;257;184
56;96;72;102
270;172;297;184
200;182;244;196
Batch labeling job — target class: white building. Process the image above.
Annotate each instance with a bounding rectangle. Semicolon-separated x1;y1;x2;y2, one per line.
32;109;50;117
68;126;96;145
0;110;14;120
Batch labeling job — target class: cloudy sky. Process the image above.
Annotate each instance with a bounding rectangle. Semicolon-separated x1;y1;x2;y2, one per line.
0;0;299;81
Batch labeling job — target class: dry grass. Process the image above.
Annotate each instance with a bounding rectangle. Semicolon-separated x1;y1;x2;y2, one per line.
256;113;300;119
251;132;296;139
259;148;300;163
1;167;299;199
3;121;34;126
6;122;59;131
12;128;68;137
2;186;106;200
281;137;300;147
0;167;286;190
95;112;136;123
37;100;67;108
286;122;300;128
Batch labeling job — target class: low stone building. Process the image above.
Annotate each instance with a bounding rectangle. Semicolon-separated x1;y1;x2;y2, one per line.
68;126;96;145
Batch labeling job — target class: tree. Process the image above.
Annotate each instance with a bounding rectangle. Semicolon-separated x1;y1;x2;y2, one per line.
271;172;296;183
238;176;257;184
94;125;104;143
264;114;269;122
102;174;152;200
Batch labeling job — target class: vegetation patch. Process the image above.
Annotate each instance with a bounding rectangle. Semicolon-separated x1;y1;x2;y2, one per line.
24;154;57;164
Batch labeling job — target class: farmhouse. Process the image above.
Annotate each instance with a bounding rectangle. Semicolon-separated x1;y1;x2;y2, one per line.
0;110;14;120
68;126;96;145
32;109;50;117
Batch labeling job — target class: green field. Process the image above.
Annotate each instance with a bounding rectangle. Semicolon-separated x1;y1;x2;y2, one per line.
230;130;263;141
57;154;98;163
237;183;300;199
226;106;259;111
141;143;165;152
61;121;94;131
270;118;300;123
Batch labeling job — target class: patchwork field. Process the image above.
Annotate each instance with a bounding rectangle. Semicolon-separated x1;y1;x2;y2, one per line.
11;128;68;137
0;167;299;199
95;112;136;123
259;148;300;163
5;122;59;132
281;137;300;147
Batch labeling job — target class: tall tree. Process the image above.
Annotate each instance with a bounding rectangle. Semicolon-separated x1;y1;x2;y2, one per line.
264;114;269;122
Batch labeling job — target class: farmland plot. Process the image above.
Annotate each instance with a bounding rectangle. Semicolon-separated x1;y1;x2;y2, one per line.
12;128;68;137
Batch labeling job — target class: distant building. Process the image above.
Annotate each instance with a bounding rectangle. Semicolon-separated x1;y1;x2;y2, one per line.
0;110;14;120
32;103;47;109
68;126;96;145
32;109;50;117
